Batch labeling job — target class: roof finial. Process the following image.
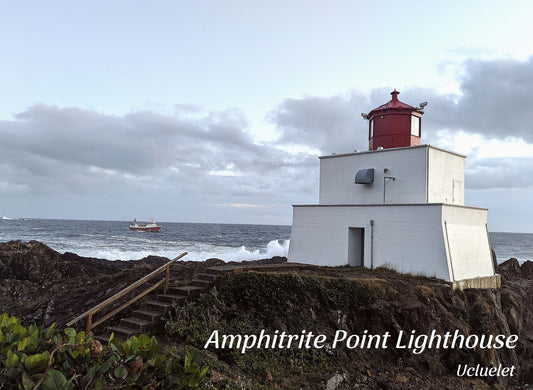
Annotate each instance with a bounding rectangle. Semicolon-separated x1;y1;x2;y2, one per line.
391;89;400;102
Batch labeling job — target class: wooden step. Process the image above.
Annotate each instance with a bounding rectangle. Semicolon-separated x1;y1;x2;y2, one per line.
190;279;212;288
145;300;173;313
107;325;137;340
204;268;223;275
133;309;163;322
120;317;152;332
84;266;217;342
158;293;188;303
95;334;110;344
196;273;217;281
167;285;206;297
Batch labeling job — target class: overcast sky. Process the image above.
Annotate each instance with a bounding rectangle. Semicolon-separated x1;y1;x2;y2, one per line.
1;1;533;232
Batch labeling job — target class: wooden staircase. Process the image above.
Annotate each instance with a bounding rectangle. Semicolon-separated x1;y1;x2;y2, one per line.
66;253;227;341
67;260;311;341
103;271;218;340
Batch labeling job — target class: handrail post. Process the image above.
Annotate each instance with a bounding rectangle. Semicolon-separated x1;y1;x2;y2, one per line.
165;265;170;293
87;313;93;334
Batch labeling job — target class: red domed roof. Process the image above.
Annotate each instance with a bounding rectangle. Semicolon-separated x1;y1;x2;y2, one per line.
368;90;417;115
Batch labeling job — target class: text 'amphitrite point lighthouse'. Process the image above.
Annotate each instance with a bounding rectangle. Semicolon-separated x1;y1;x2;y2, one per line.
288;90;499;289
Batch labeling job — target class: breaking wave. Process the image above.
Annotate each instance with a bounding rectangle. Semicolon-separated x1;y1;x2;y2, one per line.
70;239;290;262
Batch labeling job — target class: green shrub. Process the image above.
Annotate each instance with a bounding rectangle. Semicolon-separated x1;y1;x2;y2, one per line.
0;312;207;389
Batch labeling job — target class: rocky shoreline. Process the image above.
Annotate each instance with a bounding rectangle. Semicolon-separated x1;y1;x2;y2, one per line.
0;240;286;327
2;240;533;388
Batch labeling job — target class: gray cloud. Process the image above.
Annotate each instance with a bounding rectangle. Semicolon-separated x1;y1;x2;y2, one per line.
416;56;533;141
269;91;371;153
466;157;533;190
0;105;316;205
270;56;533;149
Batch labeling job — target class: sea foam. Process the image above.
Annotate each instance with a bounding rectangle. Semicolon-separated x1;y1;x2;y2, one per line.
70;239;290;262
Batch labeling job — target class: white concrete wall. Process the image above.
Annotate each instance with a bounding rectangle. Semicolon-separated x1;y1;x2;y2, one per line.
318;145;466;206
319;146;428;205
428;148;465;205
288;204;451;280
291;144;493;282
442;205;493;280
289;204;494;282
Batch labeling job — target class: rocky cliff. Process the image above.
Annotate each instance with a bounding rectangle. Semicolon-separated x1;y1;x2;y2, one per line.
168;260;533;389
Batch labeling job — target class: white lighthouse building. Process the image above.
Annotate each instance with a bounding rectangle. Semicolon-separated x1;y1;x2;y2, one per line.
288;91;500;289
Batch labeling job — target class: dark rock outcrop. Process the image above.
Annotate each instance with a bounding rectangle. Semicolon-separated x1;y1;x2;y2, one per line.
226;255;287;266
0;240;79;282
0;240;288;327
497;258;523;279
520;260;533;279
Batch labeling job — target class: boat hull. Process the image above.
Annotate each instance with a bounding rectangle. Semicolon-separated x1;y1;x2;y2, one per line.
129;226;161;232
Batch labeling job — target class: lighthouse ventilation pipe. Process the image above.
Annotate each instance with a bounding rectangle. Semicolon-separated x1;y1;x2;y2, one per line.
383;176;396;203
370;219;375;269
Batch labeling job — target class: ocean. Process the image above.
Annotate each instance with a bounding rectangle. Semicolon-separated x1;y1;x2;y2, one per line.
0;217;532;264
0;218;290;262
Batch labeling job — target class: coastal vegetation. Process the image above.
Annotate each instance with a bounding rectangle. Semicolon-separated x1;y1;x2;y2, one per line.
0;313;207;389
164;269;528;389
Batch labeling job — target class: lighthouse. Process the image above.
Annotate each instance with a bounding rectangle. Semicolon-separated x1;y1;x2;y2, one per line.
288;90;499;289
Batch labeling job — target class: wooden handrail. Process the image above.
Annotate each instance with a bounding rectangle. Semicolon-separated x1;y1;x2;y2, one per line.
66;252;187;333
91;279;166;329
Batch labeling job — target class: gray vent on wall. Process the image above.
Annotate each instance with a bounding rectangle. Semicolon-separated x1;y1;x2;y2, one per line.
355;168;374;184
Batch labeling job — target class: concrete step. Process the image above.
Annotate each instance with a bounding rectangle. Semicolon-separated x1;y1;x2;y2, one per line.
145;300;173;313
120;317;152;332
133;309;163;322
107;325;137;340
190;279;212;288
167;285;206;297
158;293;188;303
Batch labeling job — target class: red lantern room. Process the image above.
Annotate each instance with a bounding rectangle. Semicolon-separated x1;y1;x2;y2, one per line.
363;90;426;151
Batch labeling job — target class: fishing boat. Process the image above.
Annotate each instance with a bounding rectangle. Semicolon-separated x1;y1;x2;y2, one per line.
129;218;161;232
